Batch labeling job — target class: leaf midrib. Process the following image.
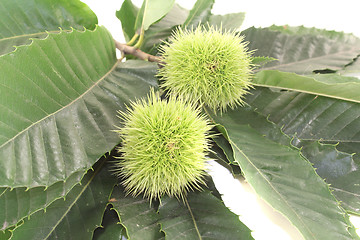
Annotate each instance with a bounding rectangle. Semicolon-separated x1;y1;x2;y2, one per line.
332;187;360;197
43;160;105;239
228;137;315;239
0;60;119;150
182;0;205;27
253;81;360;104
203;107;315;239
262;46;360;71
0;30;72;43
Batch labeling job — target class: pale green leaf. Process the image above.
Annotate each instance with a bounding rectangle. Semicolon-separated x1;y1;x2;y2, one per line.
251;56;277;68
135;0;175;32
0;0;97;56
10;158;116;240
209;12;245;31
253;70;360;104
141;3;189;54
0;26;158;188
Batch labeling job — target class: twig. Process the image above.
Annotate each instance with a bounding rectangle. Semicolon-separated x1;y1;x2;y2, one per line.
114;40;163;65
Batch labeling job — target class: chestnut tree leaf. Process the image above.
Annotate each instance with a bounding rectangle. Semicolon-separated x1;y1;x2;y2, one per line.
116;0;139;42
141;3;189;55
158;190;254;240
209;12;245;31
0;25;158;188
93;206;128;240
244;26;360;74
110;185;164;240
182;0;215;28
207;107;358;240
109;176;251;240
134;0;175;32
246;86;360;215
253;70;360;104
9;158;116;240
0;0;97;56
0;170;84;231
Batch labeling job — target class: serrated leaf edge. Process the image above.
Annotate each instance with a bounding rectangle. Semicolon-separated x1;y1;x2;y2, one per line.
7;158;108;239
205;107;356;239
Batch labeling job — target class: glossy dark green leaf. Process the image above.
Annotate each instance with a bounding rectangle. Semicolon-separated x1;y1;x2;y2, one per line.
210;137;240;172
293;139;360;215
207;107;357;240
0;23;158;188
243;26;360;74
110;185;164;240
158;190;254;240
10;158;116;240
182;0;214;29
116;0;139;42
0;170;84;231
0;0;97;56
93;206;127;240
246;86;360;215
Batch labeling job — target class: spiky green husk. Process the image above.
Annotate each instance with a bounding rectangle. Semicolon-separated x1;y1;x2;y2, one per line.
114;90;212;201
158;27;253;113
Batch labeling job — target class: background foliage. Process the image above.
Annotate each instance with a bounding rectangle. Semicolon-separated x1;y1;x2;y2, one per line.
1;0;360;239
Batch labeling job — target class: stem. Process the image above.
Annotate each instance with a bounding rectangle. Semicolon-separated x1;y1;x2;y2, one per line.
114;40;163;65
126;33;139;46
133;28;145;49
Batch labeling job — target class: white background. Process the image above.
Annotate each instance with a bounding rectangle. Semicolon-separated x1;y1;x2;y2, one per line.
81;0;360;239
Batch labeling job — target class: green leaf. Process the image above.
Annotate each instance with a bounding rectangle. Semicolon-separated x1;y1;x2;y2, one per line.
93;206;127;240
207;108;356;239
109;176;247;239
340;57;360;75
10;158;116;240
268;24;358;40
0;170;85;231
253;70;360;104
210;135;239;171
110;185;164;240
0;25;158;188
246;86;360;215
116;0;139;42
251;56;277;67
0;0;97;56
135;0;175;32
158;190;254;240
141;3;189;54
0;227;12;240
182;0;215;28
293;139;360;215
243;26;360;74
208;12;245;31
